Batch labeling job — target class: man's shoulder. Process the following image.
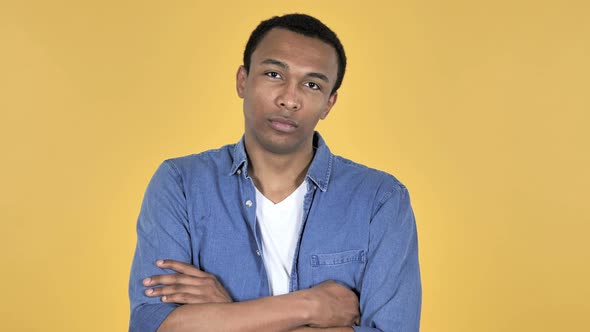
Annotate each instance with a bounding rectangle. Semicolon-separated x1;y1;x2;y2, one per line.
330;154;408;196
161;143;237;177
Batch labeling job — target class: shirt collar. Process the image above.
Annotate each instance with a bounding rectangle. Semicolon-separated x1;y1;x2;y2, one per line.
229;132;333;192
306;132;332;192
229;135;249;176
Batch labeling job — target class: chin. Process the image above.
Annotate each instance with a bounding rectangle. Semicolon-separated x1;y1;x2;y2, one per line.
247;130;310;155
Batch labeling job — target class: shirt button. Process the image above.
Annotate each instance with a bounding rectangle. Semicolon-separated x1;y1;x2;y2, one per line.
245;200;253;207
256;250;261;256
237;169;241;174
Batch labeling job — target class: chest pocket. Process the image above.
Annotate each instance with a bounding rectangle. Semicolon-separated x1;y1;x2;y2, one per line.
311;249;366;290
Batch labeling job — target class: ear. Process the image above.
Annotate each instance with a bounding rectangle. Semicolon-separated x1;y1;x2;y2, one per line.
236;66;247;98
320;92;338;120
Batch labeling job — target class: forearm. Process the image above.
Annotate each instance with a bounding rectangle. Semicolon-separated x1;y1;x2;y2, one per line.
158;291;314;332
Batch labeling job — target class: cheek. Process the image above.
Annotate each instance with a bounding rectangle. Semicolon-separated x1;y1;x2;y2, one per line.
243;95;267;125
253;85;276;103
301;113;324;129
244;86;263;107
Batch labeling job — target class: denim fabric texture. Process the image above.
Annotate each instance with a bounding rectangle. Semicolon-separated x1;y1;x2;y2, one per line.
129;132;421;332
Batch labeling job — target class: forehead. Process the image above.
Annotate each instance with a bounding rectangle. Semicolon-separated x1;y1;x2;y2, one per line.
251;28;338;78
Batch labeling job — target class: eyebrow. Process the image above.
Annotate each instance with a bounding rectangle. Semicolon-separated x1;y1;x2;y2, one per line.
260;58;330;83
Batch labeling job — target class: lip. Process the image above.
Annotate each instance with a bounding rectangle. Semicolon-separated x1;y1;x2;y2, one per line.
268;117;298;133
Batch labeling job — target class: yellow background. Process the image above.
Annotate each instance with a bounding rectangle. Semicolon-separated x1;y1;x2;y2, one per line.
1;0;588;331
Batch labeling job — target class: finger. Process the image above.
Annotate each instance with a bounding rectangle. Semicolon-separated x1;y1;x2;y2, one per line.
156;259;209;277
145;283;233;304
145;284;206;297
161;292;230;305
143;273;208;287
161;293;209;304
354;315;360;325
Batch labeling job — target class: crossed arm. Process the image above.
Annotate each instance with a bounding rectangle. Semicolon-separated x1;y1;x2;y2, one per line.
131;162;421;331
144;260;358;332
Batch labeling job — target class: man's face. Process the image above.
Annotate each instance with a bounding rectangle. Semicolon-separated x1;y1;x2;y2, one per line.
237;28;339;155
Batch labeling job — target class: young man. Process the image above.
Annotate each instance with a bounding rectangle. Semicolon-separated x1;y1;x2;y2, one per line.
129;14;421;332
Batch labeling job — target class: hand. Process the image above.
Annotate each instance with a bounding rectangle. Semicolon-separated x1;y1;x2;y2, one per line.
303;281;359;328
143;259;233;304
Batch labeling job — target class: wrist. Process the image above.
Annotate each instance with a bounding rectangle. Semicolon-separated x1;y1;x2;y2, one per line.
288;288;317;326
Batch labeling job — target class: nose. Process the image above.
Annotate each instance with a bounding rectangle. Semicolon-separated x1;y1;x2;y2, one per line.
277;82;301;111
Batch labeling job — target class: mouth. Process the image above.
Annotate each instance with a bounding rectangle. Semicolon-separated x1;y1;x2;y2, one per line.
268;117;298;133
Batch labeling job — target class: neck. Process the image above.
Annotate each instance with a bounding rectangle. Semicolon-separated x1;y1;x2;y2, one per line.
245;138;314;203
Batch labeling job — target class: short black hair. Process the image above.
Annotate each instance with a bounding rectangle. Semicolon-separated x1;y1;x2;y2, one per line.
243;13;347;95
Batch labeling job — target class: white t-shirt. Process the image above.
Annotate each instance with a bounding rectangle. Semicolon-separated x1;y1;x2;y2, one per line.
255;181;307;296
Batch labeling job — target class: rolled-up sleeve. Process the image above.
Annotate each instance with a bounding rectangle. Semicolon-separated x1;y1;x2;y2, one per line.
129;161;192;332
353;186;422;332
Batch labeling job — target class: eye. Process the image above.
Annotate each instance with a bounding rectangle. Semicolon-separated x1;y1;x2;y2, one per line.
305;82;321;91
265;71;281;79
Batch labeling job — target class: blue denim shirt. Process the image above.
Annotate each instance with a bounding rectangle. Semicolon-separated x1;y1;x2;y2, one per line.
129;133;421;332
